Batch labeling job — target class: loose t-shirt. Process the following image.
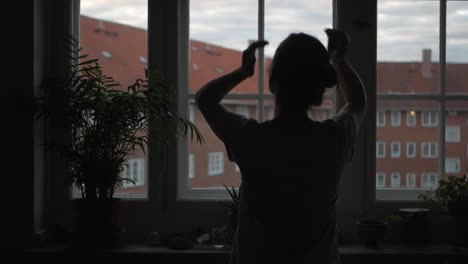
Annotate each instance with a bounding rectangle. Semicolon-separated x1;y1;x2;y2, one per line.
209;111;357;264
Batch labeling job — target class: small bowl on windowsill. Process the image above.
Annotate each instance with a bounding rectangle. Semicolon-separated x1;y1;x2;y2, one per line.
356;219;389;248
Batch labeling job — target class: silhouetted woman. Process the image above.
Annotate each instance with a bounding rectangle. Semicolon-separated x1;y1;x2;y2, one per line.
196;29;367;264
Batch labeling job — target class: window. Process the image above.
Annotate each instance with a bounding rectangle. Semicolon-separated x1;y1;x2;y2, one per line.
391;173;400;188
421;173;438;189
445;158;460;173
189;104;195;124
407;142;416;158
422;142;438;158
391;142;400;158
422;111;438;127
391;111;401;126
236;105;249;118
406;173;416;188
376;173;386;189
446;126;460;142
189;154;195;179
377;111;386;127
406;111;416;127
121;159;145;188
208;152;224;176
376;142;386;158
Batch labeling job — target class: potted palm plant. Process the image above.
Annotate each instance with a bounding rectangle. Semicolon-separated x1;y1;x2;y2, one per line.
218;185;240;244
419;174;468;247
35;36;203;248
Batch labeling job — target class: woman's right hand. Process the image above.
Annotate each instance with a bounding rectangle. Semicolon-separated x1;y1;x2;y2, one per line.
325;28;349;65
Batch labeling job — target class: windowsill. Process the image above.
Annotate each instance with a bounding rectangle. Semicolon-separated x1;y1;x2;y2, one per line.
25;243;468;261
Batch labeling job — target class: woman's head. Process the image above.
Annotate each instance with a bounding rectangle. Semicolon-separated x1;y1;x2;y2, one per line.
269;33;336;111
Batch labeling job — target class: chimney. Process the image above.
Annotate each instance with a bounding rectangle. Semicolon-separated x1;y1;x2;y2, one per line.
421;48;432;78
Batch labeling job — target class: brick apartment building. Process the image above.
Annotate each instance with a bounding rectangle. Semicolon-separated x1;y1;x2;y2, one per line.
79;16;467;197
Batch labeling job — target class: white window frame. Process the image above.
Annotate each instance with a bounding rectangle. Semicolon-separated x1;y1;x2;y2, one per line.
376;172;385;189
377;111;386;127
376;141;386;158
406;173;416;188
235;105;250;118
406;111;416;127
421;172;438;189
406;142;416;158
188;154;194;179
391;111;401;127
422;111;438;127
390;173;401;188
121;158;145;188
391;141;401;158
445;126;460;142
208;152;224;176
445;158;460;174
421;142;438;158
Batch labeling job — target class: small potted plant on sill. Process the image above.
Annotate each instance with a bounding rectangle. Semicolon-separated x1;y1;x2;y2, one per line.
218;185;240;245
35;36;203;249
418;174;468;247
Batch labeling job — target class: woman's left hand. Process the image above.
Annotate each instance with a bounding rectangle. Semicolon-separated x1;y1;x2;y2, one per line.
241;40;269;77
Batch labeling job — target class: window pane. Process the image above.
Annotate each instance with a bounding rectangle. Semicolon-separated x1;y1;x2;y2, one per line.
378;1;439;95
376;100;439;200
445;101;468;179
189;0;259;94
188;100;258;189
76;1;148;199
447;1;468;95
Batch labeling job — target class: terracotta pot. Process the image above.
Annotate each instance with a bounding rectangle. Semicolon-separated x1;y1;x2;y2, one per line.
447;200;468;247
73;198;122;249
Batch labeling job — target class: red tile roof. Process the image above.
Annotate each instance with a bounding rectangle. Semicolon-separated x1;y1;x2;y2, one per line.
80;15;468;101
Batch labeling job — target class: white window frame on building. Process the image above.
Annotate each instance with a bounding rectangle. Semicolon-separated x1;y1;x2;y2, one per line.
390;172;401;188
188;154;195;179
421;142;438;158
391;142;401;158
407;142;416;158
121;158;145;188
376;141;386;158
445;158;460;174
406;173;416;188
445;126;460;142
421;111;438;127
377;111;386;127
406;111;416;127
208;152;224;176
421;172;438;189
376;172;385;189
391;111;401;127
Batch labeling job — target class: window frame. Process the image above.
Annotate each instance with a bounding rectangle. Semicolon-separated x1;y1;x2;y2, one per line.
391;111;401;127
406;111;416;127
445;125;460;142
207;152;224;176
391;141;401;158
376;141;386;158
406;142;416;158
406;173;416;188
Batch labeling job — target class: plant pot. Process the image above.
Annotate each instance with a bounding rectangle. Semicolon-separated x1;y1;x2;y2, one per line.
447;200;468;247
73;198;122;249
398;208;429;244
356;219;388;248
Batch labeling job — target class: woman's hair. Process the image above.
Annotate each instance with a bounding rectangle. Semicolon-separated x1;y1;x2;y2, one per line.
269;32;336;111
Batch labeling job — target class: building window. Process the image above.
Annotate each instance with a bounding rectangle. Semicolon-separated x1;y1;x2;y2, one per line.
121;158;145;187
391;142;400;158
391;173;400;188
406;142;416;158
376;142;386;158
422;111;438;127
421;173;438;189
377;111;386;127
189;154;194;179
391;111;401;127
208;152;224;176
446;126;460;142
376;173;385;189
406;111;416;127
236;105;249;118
189;104;195;124
406;173;416;188
445;158;460;174
421;142;438;158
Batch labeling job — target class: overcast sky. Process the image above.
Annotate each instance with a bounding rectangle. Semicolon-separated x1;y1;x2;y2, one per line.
81;0;468;62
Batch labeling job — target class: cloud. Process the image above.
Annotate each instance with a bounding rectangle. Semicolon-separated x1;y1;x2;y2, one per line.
80;0;468;62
